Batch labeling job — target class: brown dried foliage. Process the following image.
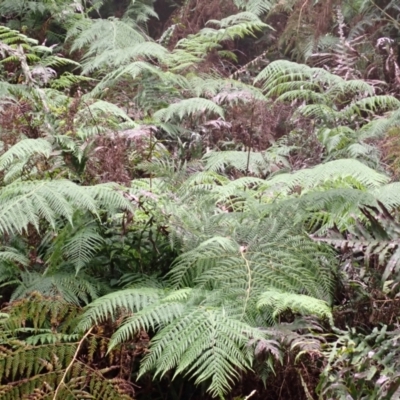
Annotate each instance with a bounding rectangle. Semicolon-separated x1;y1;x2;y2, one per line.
84;135;132;185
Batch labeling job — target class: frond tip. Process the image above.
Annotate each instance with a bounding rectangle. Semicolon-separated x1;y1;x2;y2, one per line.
138;307;264;398
257;291;332;322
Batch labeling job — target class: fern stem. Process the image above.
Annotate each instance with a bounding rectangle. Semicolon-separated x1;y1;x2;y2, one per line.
52;327;94;400
246;103;256;174
240;247;252;321
371;0;400;29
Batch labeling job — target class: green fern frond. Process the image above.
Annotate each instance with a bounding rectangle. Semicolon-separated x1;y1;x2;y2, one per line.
90;61;168;96
257;291;332;321
110;301;186;345
234;0;273;15
138;307;264;398
70;17;146;56
373;183;400;209
78;287;163;331
154;98;224;122
0;138;52;172
124;0;158;22
0;180;132;235
77;99;134;128
11;272;100;305
81;42;168;74
204;12;269;41
203;150;271;175
314;204;400;282
255;60;342;95
0;247;29;266
0;180;94;234
62;227;104;274
0;335;131;400
343;95;400;117
169;218;335;302
262;159;389;195
359;109;400;140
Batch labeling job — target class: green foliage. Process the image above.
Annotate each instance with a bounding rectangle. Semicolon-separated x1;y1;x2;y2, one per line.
0;180;132;234
139;307;264;398
154;97;224;122
0;294;133;399
262;159;389;195
2;1;400;399
318;326;400;399
315;204;400;283
257;291;332;321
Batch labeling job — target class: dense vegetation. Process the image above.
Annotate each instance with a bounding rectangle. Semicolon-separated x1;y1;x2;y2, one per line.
1;0;400;399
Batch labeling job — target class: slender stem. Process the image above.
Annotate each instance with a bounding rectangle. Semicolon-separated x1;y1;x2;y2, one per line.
246;103;256;174
371;1;400;29
52;327;93;400
240;247;251;321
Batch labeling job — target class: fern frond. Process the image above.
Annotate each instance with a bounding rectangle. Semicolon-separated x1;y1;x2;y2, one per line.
76;99;134;129
203;150;271;175
373;183;400;209
81;42;168;74
255;60;342;95
0;247;29;266
0;138;52;172
257;291;332;321
77;287;163;331
343;95;400;117
11;272;100;305
138;307;264;398
0;180;132;235
62;227;104;274
70;17;146;56
90;61;168;96
262;159;389;195
204;12;269;41
110;301;186;345
154;98;224;122
233;0;273;16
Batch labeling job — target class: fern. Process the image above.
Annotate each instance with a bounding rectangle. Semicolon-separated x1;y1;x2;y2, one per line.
79;288;267;397
314;204;400;282
257;291;332;321
233;0;274;16
10;272;100;305
138;307;264;398
0;293;133;399
69;18;146;60
0;180;133;235
78;287;163;331
204;12;269;41
261;159;389;196
154;98;224;122
203;149;289;176
0;138;52;172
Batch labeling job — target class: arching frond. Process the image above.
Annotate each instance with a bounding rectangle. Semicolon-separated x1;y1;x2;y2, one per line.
78;287;163;331
255;60;343;95
10;272;100;305
81;42;168;74
262;159;389;195
0;180;132;235
0;138;52;172
234;0;274;16
203;150;271;175
154;98;224;122
257;291;332;321
138;307;264;398
0;247;29;266
70;17;146;57
204;12;269;41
